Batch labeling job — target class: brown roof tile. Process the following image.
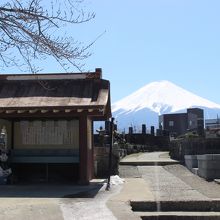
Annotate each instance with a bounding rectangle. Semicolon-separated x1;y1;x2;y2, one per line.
0;77;110;113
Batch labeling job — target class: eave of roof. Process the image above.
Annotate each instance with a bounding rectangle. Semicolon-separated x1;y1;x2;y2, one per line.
0;68;102;80
0;68;111;119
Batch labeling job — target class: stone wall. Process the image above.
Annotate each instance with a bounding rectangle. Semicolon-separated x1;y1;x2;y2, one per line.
170;138;220;162
94;146;120;178
185;154;220;180
125;134;170;151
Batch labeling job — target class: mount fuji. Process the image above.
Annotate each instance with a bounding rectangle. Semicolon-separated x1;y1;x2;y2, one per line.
112;80;220;131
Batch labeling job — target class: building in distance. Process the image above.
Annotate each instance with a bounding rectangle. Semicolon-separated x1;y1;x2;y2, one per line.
159;108;204;137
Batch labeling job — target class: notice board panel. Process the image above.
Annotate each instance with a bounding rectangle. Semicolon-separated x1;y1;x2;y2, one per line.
14;120;79;149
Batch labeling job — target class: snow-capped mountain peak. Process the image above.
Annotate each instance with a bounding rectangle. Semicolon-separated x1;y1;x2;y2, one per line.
112;80;220;115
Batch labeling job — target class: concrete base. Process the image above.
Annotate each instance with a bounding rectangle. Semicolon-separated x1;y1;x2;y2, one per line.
136;211;220;220
132;200;220;220
197;154;220;180
130;200;220;212
184;155;198;171
191;168;198;175
120;161;179;166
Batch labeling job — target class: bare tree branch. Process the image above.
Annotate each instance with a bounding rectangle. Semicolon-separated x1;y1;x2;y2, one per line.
0;0;96;72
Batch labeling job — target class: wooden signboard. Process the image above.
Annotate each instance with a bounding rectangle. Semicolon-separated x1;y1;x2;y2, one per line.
14;120;79;149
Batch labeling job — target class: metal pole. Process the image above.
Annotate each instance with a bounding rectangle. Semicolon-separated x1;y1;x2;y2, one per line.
106;117;114;191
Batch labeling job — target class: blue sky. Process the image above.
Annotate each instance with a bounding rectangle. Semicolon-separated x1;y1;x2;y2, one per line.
2;0;220;104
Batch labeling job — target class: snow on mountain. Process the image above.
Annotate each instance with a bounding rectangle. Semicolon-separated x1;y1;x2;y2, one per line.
112;80;220;130
113;80;220;114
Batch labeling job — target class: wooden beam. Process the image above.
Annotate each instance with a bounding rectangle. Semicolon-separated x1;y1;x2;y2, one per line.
77;109;83;113
6;110;15;114
88;109;93;113
53;109;60;113
29;109;38;114
17;110;26;114
65;109;72;113
41;110;48;113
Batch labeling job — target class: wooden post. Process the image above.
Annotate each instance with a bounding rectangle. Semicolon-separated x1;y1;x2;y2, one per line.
106;118;114;190
79;115;93;184
11;120;14;149
91;120;94;179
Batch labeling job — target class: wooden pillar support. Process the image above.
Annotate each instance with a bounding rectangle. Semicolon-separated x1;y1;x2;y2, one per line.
11;120;14;150
91;120;94;179
79;115;93;185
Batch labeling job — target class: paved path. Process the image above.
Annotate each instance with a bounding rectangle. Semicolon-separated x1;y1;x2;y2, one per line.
107;152;220;219
138;166;209;201
2;152;220;220
120;152;179;165
0;182;119;220
107;178;154;220
108;164;214;220
60;184;119;220
164;164;220;199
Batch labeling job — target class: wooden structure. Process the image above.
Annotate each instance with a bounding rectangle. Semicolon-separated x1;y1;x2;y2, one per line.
0;68;111;184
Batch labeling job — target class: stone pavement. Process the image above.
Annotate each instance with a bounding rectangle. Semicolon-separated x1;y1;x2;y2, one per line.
107;178;154;220
117;152;218;201
60;183;119;220
0;182;119;220
109;165;210;213
107;152;220;219
1;152;220;220
120;151;179;165
164;164;220;199
139;165;208;201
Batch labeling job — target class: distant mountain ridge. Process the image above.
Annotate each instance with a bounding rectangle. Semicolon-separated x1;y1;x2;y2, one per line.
112;81;220;131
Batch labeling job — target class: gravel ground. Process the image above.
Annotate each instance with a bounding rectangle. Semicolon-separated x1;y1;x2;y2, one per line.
164;164;220;199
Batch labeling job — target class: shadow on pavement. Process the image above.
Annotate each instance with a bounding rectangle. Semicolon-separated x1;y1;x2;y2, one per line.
0;183;103;198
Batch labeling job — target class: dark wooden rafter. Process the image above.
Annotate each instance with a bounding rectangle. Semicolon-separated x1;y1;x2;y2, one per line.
0;108;106;119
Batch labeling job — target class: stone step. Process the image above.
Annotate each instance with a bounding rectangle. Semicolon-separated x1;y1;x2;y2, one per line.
131;200;220;212
214;179;220;184
119;161;179;166
135;211;220;220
